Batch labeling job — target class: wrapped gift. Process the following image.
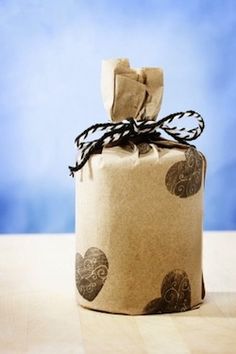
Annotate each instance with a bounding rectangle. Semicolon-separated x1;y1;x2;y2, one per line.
70;58;206;315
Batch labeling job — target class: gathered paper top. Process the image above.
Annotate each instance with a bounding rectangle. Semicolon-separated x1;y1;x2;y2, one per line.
101;58;164;122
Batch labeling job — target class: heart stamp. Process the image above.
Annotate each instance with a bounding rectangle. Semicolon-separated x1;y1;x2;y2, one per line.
75;247;109;301
137;142;152;155
165;147;203;198
143;269;191;314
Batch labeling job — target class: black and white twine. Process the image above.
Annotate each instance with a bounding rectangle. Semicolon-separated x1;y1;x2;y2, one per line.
69;110;204;176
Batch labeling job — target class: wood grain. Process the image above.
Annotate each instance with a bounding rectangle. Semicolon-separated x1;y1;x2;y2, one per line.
0;232;236;354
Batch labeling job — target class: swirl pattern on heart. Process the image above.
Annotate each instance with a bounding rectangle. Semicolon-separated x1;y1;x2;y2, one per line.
165;147;203;198
76;247;109;301
143;269;191;314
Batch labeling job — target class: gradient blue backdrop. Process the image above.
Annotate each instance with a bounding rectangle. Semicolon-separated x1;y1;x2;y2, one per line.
0;0;235;233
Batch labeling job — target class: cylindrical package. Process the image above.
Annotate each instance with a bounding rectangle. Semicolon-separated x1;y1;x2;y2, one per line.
73;58;206;315
75;142;206;315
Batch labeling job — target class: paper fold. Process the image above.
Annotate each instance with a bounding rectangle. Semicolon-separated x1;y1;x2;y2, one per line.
101;58;164;122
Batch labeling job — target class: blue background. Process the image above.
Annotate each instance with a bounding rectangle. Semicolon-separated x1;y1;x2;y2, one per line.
0;0;235;233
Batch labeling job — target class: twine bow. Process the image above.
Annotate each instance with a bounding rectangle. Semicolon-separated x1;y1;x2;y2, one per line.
69;110;204;176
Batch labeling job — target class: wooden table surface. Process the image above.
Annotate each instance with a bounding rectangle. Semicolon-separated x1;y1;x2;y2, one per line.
0;232;236;354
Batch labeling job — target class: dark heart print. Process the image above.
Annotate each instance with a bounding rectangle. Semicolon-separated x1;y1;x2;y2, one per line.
75;247;109;301
202;273;206;300
121;142;152;154
143;269;191;314
165;147;203;198
137;142;152;154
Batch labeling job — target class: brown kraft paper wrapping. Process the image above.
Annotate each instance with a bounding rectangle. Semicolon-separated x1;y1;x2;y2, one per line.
101;58;163;122
74;58;206;315
75;142;206;315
